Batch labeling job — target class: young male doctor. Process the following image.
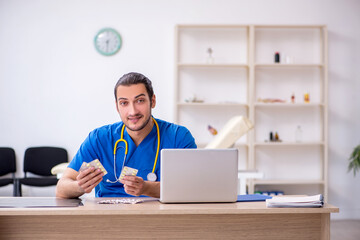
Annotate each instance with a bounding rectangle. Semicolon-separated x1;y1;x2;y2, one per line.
56;72;197;198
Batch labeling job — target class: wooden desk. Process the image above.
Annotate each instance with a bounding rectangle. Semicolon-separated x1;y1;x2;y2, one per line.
0;197;339;239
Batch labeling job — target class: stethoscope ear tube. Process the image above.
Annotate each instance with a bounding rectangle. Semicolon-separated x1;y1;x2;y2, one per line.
114;139;128;155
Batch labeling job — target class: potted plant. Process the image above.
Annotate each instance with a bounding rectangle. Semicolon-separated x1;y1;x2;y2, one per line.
348;144;360;176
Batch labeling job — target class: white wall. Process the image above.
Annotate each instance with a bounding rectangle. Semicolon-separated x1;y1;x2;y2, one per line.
0;0;359;219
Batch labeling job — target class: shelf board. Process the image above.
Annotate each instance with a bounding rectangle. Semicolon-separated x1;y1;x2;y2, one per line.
178;63;249;68
177;24;249;29
254;103;324;108
254;179;325;185
255;63;323;68
255;142;325;147
178;102;249;108
254;25;326;29
197;143;249;149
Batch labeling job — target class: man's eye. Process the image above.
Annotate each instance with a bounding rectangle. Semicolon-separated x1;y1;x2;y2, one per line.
119;102;128;106
137;99;145;103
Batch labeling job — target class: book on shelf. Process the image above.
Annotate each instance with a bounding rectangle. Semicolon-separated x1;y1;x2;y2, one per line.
266;194;324;208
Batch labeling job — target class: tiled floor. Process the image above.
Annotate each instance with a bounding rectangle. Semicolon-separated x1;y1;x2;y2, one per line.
331;220;360;240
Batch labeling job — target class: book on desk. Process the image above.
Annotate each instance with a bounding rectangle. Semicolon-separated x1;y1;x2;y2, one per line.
266;194;324;208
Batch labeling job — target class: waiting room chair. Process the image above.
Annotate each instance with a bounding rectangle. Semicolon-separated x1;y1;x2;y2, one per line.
0;147;18;196
18;147;68;196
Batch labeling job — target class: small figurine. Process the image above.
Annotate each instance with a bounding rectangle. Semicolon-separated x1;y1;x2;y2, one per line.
208;125;218;135
275;132;280;142
267;131;282;142
291;93;295;103
258;98;286;103
295;126;302;143
274;52;280;63
185;95;204;103
206;47;214;64
304;92;310;103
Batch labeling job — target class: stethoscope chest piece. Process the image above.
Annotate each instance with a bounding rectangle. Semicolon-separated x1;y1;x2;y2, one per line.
147;172;157;182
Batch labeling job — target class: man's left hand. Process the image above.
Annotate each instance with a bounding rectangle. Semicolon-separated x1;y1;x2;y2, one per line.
120;176;146;196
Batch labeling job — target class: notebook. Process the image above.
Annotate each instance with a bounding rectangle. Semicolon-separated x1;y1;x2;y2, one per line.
0;197;82;208
160;148;238;203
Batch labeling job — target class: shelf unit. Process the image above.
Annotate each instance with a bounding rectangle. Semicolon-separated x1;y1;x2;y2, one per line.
174;25;328;199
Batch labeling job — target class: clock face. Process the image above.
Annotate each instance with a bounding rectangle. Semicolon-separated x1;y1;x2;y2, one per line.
94;28;122;56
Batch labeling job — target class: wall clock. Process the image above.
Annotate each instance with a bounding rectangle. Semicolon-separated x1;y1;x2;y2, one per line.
94;28;122;56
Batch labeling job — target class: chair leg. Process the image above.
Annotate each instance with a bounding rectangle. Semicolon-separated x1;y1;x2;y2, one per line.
13;180;17;197
13;179;20;197
17;181;22;197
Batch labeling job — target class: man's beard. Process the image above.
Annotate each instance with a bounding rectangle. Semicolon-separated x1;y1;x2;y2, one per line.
125;114;152;132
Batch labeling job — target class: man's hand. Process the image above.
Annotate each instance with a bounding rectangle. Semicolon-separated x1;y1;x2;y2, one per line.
76;167;104;194
120;176;145;196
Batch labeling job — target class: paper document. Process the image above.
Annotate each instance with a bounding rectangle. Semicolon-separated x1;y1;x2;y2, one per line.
266;194;323;208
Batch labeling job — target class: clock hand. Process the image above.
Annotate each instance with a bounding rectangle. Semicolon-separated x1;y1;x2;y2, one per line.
106;39;109;52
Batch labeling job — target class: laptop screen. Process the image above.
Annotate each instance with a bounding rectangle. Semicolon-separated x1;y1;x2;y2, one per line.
160;148;238;203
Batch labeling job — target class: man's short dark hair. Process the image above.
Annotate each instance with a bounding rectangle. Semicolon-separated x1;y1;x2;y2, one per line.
114;72;154;101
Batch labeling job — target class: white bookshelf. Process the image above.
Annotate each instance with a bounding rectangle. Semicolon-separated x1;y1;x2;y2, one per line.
174;24;328;199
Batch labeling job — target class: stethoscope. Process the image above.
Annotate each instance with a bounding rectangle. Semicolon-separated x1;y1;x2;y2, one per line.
106;117;160;183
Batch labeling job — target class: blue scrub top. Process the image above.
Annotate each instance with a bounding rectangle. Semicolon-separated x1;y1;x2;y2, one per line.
68;117;197;197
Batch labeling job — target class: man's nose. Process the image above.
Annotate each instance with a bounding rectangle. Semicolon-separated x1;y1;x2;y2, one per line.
128;103;138;115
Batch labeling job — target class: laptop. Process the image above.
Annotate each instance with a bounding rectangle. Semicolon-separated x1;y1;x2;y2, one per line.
160;148;238;203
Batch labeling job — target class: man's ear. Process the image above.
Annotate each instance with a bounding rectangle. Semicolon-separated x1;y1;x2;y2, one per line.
151;95;156;108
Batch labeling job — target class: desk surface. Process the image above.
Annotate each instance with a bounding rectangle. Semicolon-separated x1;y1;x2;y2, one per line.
0;197;339;216
0;197;340;240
